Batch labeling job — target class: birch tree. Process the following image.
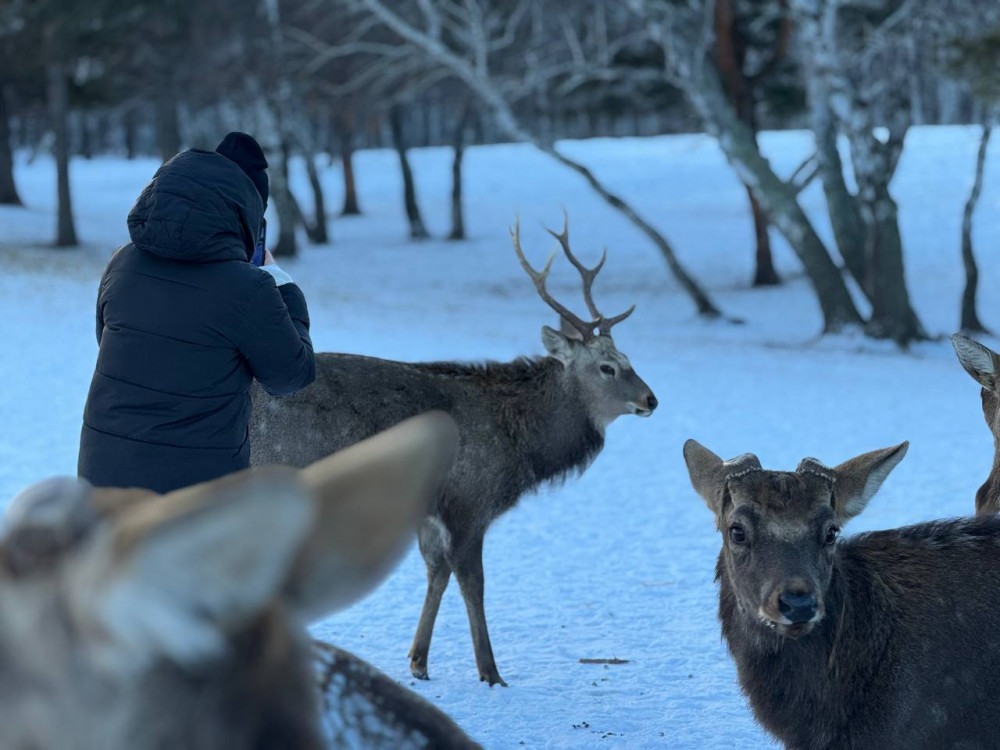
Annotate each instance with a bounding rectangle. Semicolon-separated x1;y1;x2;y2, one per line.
950;26;1000;334
630;0;864;333
790;0;929;343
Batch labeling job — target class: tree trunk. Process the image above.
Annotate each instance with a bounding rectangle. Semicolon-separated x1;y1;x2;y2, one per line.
749;189;779;285
809;93;868;294
303;151;329;244
794;6;869;295
338;121;361;216
687;63;861;332
714;0;780;288
860;186;926;343
389;106;429;240
848;128;927;345
270;140;299;258
123;107;138;160
155;87;181;163
791;0;924;345
448;105;472;241
0;82;22;206
78;113;93;159
47;55;78;247
960;124;991;334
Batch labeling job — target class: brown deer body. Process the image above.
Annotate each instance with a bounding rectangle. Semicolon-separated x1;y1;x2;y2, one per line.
251;219;657;687
684;439;1000;749
952;334;1000;513
0;414;479;749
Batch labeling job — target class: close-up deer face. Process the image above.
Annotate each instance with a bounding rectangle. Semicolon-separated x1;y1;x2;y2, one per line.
683;441;908;639
0;414;458;750
952;334;1000;513
511;217;657;428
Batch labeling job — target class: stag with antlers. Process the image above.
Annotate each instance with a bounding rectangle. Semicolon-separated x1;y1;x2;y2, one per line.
250;217;656;687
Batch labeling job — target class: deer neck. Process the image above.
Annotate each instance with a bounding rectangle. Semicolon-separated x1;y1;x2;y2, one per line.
504;358;604;487
717;554;877;748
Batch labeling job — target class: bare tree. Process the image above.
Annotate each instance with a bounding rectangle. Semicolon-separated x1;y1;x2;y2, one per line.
259;0;302;257
713;0;792;286
950;26;1000;334
390;103;430;239
45;20;77;247
959;123;992;334
320;0;724;318
0;82;22;205
790;0;929;344
337;116;363;215
630;0;863;332
0;5;23;205
303;149;330;243
449;103;474;240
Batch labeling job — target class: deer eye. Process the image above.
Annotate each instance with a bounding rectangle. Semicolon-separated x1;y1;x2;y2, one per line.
729;524;746;544
824;526;840;546
599;364;616;377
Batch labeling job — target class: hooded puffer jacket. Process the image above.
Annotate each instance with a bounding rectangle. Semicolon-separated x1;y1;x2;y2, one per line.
78;149;315;493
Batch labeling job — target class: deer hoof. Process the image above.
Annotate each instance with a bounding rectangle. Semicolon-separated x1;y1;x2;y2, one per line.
480;671;508;688
409;661;430;681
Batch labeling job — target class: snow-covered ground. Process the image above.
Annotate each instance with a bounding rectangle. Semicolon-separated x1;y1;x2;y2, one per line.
1;127;998;748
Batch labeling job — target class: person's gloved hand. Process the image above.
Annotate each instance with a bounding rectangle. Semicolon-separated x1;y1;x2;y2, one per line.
259;250;293;286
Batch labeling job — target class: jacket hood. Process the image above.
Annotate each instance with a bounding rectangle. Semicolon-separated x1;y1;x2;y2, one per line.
127;150;264;263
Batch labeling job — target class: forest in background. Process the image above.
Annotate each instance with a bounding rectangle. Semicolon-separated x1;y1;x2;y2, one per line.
1;0;999;345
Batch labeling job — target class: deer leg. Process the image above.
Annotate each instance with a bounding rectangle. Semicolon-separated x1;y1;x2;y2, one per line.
450;534;506;687
409;519;451;680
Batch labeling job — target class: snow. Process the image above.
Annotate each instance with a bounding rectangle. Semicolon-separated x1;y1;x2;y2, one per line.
1;126;999;748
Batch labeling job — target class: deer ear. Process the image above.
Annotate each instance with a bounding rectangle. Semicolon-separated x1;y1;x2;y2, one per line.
831;442;909;521
559;316;586;341
283;411;459;622
952;334;1000;390
683;440;727;514
73;469;313;667
542;325;579;363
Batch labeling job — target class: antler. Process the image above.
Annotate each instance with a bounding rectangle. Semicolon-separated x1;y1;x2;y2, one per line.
511;218;599;341
545;212;635;337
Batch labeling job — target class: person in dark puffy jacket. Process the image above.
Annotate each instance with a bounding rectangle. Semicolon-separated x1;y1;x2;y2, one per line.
78;132;315;493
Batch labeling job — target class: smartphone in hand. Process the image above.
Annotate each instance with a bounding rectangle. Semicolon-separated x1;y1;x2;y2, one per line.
251;218;267;266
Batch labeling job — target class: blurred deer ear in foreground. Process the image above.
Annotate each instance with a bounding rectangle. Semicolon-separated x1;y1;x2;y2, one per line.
951;333;1000;514
0;412;479;750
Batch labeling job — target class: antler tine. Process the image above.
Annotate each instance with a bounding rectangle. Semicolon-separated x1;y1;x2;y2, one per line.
543;213;636;339
545;213;607;323
598;303;636;337
510;219;597;340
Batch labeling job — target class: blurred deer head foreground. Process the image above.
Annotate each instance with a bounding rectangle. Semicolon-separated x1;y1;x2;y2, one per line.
0;412;480;749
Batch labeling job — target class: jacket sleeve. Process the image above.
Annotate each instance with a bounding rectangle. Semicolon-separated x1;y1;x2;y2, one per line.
237;273;316;396
96;246;126;346
96;266;111;345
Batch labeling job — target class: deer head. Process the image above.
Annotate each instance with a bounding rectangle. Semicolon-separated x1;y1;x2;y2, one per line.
511;215;657;428
952;334;1000;514
0;412;458;749
683;439;908;639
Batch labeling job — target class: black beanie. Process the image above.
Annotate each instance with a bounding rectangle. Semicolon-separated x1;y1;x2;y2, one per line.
216;132;269;209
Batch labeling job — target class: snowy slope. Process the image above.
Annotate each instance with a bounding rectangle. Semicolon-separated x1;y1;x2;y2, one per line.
0;127;998;748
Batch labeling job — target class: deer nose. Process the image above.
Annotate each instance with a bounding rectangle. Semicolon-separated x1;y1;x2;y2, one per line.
646;394;658;411
778;591;818;624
